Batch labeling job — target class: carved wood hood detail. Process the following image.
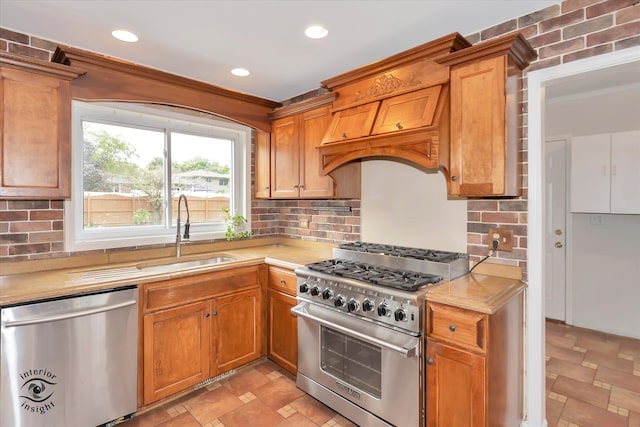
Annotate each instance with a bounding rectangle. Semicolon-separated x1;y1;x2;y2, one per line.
317;32;471;174
318;33;536;177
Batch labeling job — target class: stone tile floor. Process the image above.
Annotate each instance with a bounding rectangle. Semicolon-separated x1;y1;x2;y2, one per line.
124;320;640;427
546;320;640;427
122;359;356;427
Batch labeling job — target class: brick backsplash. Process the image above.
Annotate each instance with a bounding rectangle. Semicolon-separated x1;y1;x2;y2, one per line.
1;0;639;272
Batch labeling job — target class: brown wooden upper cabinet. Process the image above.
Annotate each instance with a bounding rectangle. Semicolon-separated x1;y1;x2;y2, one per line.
322;85;443;144
0;53;84;199
254;130;271;198
439;32;536;197
270;105;335;198
264;93;360;199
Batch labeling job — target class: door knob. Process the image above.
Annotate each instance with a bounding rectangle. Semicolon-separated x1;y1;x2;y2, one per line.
555;229;562;235
555;242;563;248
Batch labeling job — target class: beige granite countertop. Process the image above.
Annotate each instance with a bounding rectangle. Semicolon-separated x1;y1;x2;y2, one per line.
0;238;334;305
0;238;525;312
425;261;525;313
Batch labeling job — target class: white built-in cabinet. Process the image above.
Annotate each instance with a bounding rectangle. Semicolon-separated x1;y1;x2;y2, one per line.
571;130;640;214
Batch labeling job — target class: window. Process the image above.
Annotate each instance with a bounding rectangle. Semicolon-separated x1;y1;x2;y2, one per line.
65;101;251;251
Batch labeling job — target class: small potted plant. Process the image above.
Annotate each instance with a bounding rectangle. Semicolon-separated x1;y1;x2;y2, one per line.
222;208;251;241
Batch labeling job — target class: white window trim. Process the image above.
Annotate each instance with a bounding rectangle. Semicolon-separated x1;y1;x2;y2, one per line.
65;101;251;252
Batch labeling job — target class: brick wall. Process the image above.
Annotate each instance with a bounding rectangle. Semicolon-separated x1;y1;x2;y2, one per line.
463;0;639;278
1;0;639;265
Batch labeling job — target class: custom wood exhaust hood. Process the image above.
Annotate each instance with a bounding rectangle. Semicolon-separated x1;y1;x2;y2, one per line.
318;32;471;175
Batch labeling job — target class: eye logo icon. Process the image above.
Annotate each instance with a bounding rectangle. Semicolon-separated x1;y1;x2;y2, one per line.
18;369;58;415
20;378;55;403
22;379;54;402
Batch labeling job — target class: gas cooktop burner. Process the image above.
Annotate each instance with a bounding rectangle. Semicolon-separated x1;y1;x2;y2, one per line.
306;259;442;292
338;242;462;263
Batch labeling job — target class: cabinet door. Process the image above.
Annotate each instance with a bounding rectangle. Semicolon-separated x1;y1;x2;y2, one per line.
300;106;334;198
255;130;271;198
271;115;300;198
449;56;509;197
268;289;298;375
143;301;211;404
426;341;486;427
570;134;610;213
321;102;380;144
611;130;640;214
371;86;442;135
214;288;262;374
0;67;71;198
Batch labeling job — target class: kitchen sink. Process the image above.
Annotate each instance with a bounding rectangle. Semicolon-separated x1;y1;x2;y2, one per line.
135;255;238;273
68;255;239;282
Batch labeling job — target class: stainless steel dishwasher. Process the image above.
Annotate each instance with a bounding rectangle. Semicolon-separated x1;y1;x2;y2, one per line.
1;286;138;427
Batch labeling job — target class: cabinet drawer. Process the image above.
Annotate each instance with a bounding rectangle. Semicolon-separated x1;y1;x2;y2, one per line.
144;266;259;311
426;302;487;354
268;266;297;295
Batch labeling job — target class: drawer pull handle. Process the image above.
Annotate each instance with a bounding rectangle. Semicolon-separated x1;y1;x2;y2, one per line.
280;279;286;284
427;358;434;365
449;325;456;332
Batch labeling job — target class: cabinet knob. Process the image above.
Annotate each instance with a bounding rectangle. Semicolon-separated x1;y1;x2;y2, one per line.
451;175;457;182
427;358;434;365
265;186;270;190
449;324;456;332
396;122;403;130
204;312;210;318
280;278;286;284
555;242;563;248
342;133;347;139
212;311;218;316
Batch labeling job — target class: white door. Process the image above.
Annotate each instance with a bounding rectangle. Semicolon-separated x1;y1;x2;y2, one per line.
545;139;567;321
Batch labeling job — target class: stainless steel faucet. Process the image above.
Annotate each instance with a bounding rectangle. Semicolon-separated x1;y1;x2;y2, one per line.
176;194;190;258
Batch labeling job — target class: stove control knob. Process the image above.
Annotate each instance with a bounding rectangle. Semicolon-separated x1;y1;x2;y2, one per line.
334;295;345;308
362;299;375;312
394;308;408;322
310;286;321;297
299;282;310;293
322;289;334;300
377;303;390;317
347;299;359;312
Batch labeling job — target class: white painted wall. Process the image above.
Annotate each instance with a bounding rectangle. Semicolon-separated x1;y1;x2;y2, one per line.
571;214;640;338
360;160;467;253
546;87;640;136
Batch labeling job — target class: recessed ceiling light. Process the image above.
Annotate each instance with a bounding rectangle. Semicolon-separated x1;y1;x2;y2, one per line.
305;25;328;39
112;29;139;43
231;68;250;77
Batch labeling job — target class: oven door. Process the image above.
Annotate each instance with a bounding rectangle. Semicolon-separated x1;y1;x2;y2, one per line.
292;300;423;427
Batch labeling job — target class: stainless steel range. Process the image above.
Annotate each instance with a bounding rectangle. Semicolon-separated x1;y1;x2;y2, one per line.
293;242;468;427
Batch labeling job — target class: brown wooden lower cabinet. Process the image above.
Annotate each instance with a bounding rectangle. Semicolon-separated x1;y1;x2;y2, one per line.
143;301;211;403
266;266;298;375
426;341;486;426
215;289;262;373
268;289;297;375
425;293;523;427
141;266;263;405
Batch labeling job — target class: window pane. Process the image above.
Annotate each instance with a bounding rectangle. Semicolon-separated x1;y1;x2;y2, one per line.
171;132;232;225
82;121;165;229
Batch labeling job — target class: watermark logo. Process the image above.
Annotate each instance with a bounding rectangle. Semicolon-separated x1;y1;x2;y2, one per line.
18;369;57;415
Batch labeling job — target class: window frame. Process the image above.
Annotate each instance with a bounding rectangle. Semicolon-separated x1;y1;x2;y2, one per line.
65;101;251;252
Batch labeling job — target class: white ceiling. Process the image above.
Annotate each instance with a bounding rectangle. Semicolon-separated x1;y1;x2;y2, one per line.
0;0;558;102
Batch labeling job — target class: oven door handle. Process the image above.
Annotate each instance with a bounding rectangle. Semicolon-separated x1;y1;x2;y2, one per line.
291;303;419;358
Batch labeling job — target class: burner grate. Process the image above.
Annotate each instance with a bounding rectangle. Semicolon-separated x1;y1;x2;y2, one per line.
338;242;461;263
306;259;441;292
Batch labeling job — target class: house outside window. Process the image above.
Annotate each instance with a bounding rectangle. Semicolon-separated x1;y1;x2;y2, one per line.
65;101;251;251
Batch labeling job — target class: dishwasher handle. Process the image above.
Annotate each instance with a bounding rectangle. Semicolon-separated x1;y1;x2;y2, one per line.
3;299;137;328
